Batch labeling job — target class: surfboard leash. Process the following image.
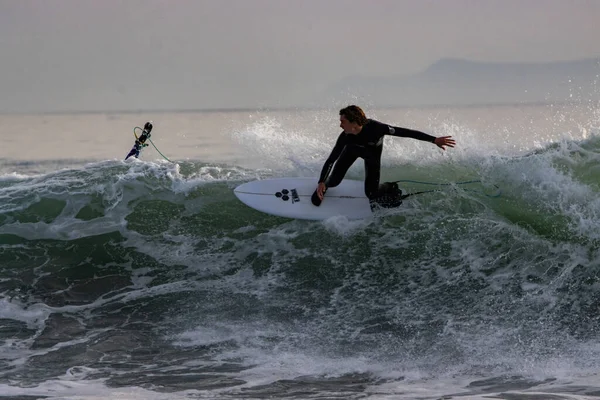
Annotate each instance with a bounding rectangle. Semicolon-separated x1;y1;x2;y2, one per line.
393;179;501;199
133;127;173;163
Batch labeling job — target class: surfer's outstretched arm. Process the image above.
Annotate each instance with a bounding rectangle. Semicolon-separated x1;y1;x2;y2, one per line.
433;136;455;150
388;126;455;150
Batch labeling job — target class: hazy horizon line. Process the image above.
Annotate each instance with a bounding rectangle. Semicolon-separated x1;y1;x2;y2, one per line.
1;99;598;117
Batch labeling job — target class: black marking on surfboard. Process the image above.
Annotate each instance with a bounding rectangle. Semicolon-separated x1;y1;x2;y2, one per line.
275;188;300;203
291;189;300;203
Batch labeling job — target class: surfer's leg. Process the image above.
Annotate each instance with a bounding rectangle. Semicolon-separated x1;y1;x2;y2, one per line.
365;151;403;208
125;147;137;160
125;143;142;160
364;157;381;199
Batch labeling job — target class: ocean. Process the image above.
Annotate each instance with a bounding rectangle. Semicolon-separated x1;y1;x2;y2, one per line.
1;103;599;399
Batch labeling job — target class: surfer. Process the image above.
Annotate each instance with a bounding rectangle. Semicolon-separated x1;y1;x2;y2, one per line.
125;121;153;160
312;105;455;206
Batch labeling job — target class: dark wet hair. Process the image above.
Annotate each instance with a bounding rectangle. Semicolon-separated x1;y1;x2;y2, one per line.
339;105;367;126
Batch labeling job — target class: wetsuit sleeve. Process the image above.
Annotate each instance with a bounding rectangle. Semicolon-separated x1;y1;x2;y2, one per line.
318;133;347;183
387;125;436;143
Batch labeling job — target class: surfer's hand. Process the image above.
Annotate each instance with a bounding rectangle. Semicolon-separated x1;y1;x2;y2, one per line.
317;182;327;200
434;136;455;150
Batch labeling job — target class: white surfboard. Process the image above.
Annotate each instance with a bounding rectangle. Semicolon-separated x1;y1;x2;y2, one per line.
234;177;373;220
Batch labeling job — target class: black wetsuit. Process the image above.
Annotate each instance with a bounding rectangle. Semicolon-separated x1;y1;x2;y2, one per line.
318;119;436;199
125;130;151;160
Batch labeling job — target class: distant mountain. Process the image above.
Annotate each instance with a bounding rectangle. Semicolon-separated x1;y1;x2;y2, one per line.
325;57;600;106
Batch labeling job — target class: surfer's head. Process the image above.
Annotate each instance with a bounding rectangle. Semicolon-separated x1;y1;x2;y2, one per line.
339;105;366;134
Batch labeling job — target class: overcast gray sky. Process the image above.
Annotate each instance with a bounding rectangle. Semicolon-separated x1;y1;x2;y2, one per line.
1;0;599;112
